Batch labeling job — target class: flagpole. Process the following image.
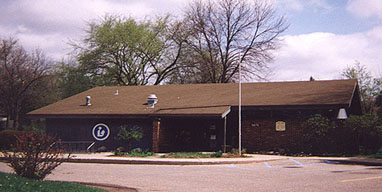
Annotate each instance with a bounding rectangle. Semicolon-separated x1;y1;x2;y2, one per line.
238;52;242;156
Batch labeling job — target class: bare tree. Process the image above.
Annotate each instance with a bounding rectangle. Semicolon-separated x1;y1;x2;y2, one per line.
171;0;288;83
0;38;52;129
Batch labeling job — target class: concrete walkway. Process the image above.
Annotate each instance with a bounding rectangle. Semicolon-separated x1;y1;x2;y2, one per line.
65;152;290;165
62;152;382;166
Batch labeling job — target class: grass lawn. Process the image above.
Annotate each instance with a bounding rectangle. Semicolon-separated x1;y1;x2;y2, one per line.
0;171;105;192
358;153;382;159
161;152;212;158
114;150;155;157
160;151;225;158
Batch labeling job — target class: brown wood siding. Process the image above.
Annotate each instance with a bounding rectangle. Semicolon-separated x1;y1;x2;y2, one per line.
46;118;152;152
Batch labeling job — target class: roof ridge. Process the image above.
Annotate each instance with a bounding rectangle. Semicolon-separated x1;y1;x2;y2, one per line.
91;79;357;88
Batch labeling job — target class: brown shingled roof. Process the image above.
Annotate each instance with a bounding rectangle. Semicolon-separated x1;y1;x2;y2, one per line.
28;79;358;117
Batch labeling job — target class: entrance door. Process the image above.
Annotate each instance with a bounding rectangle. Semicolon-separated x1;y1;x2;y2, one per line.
164;118;220;152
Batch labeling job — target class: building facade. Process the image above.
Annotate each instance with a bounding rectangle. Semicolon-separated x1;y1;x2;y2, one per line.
29;79;361;153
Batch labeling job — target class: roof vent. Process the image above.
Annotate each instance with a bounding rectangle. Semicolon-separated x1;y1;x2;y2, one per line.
147;94;158;108
114;90;119;96
86;96;91;106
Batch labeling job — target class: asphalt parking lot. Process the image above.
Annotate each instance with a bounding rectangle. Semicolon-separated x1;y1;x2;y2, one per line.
1;158;382;191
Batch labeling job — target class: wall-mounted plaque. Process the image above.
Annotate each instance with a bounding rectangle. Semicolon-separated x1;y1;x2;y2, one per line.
275;121;286;131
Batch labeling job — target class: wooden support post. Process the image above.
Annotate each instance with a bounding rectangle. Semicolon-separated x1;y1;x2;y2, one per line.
224;116;227;153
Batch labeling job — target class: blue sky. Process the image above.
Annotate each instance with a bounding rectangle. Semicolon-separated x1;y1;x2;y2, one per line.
0;0;381;81
270;0;382;81
282;0;380;35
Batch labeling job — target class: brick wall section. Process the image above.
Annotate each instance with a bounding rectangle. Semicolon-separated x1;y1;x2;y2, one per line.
242;119;304;153
152;119;160;152
152;118;175;152
158;120;173;152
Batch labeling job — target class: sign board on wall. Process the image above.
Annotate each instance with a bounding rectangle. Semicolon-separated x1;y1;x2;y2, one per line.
275;121;286;131
92;123;110;141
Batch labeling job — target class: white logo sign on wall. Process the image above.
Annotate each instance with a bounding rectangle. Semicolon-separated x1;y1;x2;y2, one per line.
92;123;110;141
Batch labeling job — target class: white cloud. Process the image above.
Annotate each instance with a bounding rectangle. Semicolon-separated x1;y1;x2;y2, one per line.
0;0;191;60
18;33;71;59
347;0;382;19
271;26;382;81
308;0;332;10
2;0;381;81
275;0;304;11
274;0;332;11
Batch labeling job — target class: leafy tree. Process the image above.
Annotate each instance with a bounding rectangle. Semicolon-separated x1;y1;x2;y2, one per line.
377;93;382;115
0;38;56;129
342;61;382;113
170;0;288;83
344;114;382;154
55;58;92;99
302;114;359;154
377;93;382;106
73;15;185;86
116;125;144;152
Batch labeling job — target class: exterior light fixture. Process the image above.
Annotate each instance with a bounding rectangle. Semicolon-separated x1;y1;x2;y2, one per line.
337;108;348;119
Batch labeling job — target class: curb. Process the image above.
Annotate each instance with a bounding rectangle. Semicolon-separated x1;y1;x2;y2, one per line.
0;156;285;165
74;181;138;192
328;159;382;166
63;157;282;165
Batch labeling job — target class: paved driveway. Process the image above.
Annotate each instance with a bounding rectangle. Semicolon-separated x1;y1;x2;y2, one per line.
1;158;382;191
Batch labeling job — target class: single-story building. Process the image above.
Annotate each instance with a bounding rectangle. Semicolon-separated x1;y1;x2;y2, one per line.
28;79;361;153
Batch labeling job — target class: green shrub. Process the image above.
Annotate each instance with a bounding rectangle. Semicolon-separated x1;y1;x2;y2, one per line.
0;130;24;150
162;152;224;158
302;114;382;155
163;152;208;158
302;114;337;154
344;114;382;154
114;151;127;156
114;149;154;157
3;132;70;180
116;125;143;152
230;148;246;155
128;150;155;157
211;150;223;157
